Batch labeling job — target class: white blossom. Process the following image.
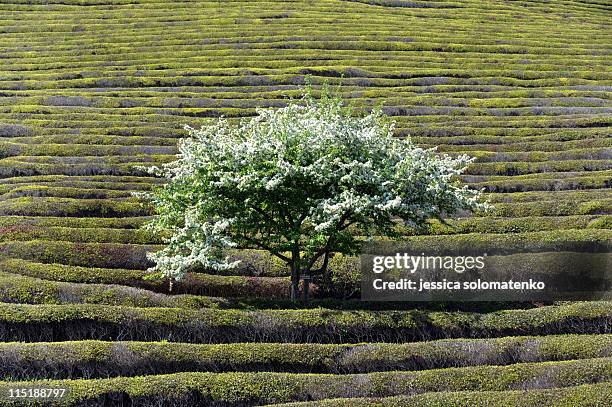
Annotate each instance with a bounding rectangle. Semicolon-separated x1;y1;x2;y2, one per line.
141;90;488;283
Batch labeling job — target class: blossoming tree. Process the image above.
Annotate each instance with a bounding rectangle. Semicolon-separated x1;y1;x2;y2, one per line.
143;90;485;301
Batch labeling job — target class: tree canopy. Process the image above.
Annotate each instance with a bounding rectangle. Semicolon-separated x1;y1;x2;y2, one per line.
143;90;486;299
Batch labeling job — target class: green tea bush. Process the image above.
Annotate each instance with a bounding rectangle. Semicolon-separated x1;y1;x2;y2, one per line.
422;215;605;235
0;258;293;298
0;216;148;230
0;241;155;269
0;225;159;244
0;334;609;380
0;197;149;217
0;0;610;402
0;185;133;200
273;382;612;407
0;272;220;309
487;199;611;217
0;302;609;343
0;359;608;406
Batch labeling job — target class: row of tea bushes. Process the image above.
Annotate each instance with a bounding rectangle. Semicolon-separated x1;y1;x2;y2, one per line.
271;382;612;407
0;302;609;343
0;334;609;380
0;358;608;406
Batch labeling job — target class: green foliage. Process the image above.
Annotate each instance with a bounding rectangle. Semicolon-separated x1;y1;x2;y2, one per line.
0;272;219;308
0;225;159;244
273;382;612;407
0;241;155;269
0;215;148;229
143;89;484;297
0;197;149;217
0;358;609;406
0;0;609;402
0;258;291;298
0;334;609;380
0;302;609;343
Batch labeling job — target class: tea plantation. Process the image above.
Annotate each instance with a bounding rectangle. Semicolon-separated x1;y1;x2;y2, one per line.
0;0;611;405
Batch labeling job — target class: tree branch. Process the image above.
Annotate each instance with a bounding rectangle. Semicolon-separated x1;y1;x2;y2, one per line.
295;210;309;229
249;205;294;240
279;204;295;228
238;234;291;263
311;249;331;275
305;210;355;273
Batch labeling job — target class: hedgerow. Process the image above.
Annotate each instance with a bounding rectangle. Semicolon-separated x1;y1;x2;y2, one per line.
0;160;156;178
0;225;159;244
0;197;150;217
0;185;134;200
0;0;610;403
486;189;611;203
0;358;608;406
472;174;611;192
0;175;162;187
0;246;273;276
0;216;148;229
0;229;608;293
0;141;176;157
271;382;612;407
0;180;156;193
0;258;294;298
466;160;611;176
484;199;611;217
0;272;221;309
0;334;609;380
369;229;612;255
0;242;155;270
471;148;612;163
421;215;607;235
0;245;293;277
435;138;611;152
0;267;532;313
0;302;609;343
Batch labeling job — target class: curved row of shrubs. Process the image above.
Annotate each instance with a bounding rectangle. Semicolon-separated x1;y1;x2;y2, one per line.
0;272;222;309
3;250;608;301
468;147;612;163
0;358;608;406
0;226;160;245
414;215;608;235
0;140;176;158
466;159;611;176
0;334;609;380
0;179;159;195
0;269;533;313
0;216;608;247
377;228;612;255
471;173;610;193
0;242;156;270
0;259;294;298
0;243;292;277
0;215;149;230
0;302;609;343
484;188;611;203
0;197;150;217
1;213;605;241
271;382;612;407
2;228;609;270
0;185;135;200
0;160;156;179
405;131;612;148
483;199;611;217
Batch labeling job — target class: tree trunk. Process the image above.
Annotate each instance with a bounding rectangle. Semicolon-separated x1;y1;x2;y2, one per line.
290;246;302;301
303;271;310;304
290;264;300;301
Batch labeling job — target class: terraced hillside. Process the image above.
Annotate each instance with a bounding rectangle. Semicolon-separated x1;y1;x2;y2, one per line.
0;0;610;405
